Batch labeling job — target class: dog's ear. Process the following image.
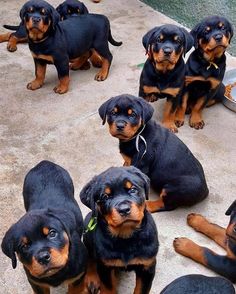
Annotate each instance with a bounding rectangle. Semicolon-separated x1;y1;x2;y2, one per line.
55;3;64;18
98;97;115;125
1;225;18;269
47;209;80;238
180;27;194;55
137;97;154;124
142;27;160;53
19;2;28;21
128;166;150;200
225;200;236;216
190;22;203;49
80;2;89;14
226;19;234;43
80;176;99;216
48;5;60;29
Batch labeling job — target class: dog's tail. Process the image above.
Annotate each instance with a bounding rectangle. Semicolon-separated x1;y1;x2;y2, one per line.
3;24;19;31
108;29;122;46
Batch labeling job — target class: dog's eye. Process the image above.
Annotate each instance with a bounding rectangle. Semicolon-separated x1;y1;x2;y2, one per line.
101;193;109;200
28;7;34;13
40;8;46;15
233;226;236;233
204;27;211;34
175;37;182;44
20;243;31;251
110;110;117;116
129;111;137;117
48;229;57;239
220;24;225;30
129;187;137;194
157;36;163;43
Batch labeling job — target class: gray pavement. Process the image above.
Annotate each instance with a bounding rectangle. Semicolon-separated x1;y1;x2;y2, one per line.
0;0;236;293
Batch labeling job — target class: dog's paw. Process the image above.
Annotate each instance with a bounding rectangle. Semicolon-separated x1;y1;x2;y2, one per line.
187;213;208;231
173;237;194;256
27;80;43;90
53;85;68;94
189;117;205;129
175;120;184;128
94;71;108;81
7;44;17;52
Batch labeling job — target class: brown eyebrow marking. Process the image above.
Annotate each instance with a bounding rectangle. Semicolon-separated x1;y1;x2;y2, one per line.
43;227;49;235
125;180;133;189
104;187;111;195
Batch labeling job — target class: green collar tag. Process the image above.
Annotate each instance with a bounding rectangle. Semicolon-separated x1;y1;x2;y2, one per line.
85;217;97;233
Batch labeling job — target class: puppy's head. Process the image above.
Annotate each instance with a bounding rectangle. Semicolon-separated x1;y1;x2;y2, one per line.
20;0;60;41
56;0;89;20
1;209;76;278
143;24;193;72
98;94;154;141
191;16;234;61
80;166;150;238
225;200;236;256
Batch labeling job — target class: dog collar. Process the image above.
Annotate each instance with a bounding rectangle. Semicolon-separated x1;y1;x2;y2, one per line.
207;61;219;70
84;216;97;234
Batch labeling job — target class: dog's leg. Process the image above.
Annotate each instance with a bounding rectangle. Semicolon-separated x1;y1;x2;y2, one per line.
162;100;178;133
146;189;169;213
121;153;132;166
27;59;47;90
187;213;227;249
54;59;70;94
134;262;156;294
93;47;112;81
80;260;100;294
0;32;11;43
175;92;188;128
189;97;205;129
70;52;91;71
7;34;27;52
173;237;236;282
97;262;117;294
90;50;103;68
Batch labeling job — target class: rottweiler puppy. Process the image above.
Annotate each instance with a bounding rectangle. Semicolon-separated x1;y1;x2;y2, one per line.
139;24;193;132
160;274;235;294
19;0;122;94
174;200;236;283
0;0;89;52
1;160;88;294
80;166;159;294
98;94;209;213
175;16;234;130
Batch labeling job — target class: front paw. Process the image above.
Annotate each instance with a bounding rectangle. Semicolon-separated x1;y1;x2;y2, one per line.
53;84;68;94
189;117;205;129
187;213;208;231
175;119;184;128
163;122;178;133
173;237;194;256
94;70;108;81
7;44;17;52
27;80;43;90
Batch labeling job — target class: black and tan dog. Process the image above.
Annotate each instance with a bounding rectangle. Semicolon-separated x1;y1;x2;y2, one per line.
1;160;88;294
80;166;159;294
160;274;235;294
175;15;234;130
174;200;236;283
19;0;122;94
0;0;89;52
98;94;209;213
139;24;193;132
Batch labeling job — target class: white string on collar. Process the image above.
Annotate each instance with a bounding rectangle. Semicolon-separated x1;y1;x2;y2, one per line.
135;125;147;161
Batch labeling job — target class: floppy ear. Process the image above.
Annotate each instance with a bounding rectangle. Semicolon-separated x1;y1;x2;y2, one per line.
227;20;234;43
49;6;60;29
98;97;115;125
80;177;99;216
142;27;159;52
137;97;154;124
80;2;89;14
181;28;194;55
19;2;28;21
190;22;202;49
225;200;236;216
128;166;150;200
47;209;80;238
1;225;17;269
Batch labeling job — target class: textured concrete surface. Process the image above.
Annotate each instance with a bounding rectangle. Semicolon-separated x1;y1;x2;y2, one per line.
0;0;236;293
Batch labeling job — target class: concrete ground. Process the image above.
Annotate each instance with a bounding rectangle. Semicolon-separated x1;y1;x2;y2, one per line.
0;0;236;293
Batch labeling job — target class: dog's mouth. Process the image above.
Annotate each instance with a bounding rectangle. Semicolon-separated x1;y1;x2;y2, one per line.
207;44;227;52
37;266;64;278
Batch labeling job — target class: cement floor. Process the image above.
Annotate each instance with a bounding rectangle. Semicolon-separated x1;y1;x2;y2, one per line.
0;0;236;293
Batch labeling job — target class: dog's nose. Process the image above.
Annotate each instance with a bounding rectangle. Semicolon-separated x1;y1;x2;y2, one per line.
214;33;223;42
116;121;126;131
163;47;173;56
37;251;51;265
32;16;41;23
117;202;131;216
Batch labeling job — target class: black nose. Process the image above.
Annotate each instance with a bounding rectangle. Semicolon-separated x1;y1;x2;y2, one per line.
117;202;131;216
116;121;126;131
32;16;41;23
37;251;51;265
214;33;223;42
163;47;173;56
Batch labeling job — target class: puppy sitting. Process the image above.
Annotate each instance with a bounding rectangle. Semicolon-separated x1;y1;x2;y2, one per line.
139;24;193;132
175;16;234;129
174;200;236;283
20;0;122;94
99;94;209;213
80;166;159;294
1;160;88;293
